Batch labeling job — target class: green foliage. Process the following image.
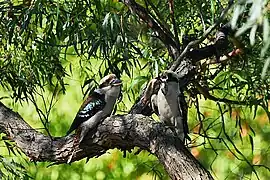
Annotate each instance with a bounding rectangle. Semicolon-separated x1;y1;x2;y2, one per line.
0;0;270;179
230;0;270;78
0;153;31;179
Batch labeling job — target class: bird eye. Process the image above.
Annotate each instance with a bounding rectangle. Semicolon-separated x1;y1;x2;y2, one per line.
161;75;167;80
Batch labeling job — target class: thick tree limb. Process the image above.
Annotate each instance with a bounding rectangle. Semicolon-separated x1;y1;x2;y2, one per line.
0;102;213;180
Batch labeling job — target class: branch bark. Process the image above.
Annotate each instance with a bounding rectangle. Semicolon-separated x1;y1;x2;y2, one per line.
0;102;213;180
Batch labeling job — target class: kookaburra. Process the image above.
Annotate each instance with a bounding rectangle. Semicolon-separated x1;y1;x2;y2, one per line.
66;74;122;143
145;71;189;142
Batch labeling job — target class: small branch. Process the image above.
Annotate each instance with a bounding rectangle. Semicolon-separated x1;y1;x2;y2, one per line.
168;0;180;46
217;103;260;180
0;101;213;180
145;0;171;36
193;82;263;107
29;92;52;139
170;0;234;71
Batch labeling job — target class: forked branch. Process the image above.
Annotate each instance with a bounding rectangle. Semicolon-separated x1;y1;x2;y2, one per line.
0;102;213;180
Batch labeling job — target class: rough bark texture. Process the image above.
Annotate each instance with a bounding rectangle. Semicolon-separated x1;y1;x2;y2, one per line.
0;102;213;180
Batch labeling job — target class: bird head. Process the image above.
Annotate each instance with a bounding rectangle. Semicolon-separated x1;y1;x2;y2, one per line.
159;70;179;83
97;74;122;97
158;70;179;95
142;78;161;103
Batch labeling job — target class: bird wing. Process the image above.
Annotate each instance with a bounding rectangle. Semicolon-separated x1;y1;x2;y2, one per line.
66;92;106;135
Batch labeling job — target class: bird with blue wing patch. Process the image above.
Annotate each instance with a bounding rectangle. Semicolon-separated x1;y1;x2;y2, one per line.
66;74;122;144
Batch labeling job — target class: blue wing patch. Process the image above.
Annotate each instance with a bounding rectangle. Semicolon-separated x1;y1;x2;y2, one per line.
77;98;105;118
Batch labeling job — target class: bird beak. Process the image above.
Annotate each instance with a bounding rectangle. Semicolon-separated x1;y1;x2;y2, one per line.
110;79;122;86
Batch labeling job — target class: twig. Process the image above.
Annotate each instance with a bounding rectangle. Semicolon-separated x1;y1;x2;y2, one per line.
194;82;251;106
29;92;52;139
217;103;260;180
168;0;180;46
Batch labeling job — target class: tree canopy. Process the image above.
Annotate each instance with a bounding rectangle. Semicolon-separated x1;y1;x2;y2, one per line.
0;0;270;179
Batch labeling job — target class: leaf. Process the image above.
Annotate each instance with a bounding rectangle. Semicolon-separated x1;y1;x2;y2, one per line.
69;63;73;75
233;73;247;82
260;40;270;57
249;24;257;46
4;142;16;156
88;40;100;58
210;0;215;23
249;125;256;136
122;63;131;77
82;79;94;89
81;41;84;55
263;17;269;43
73;38;79;54
261;57;270;79
102;12;111;28
0;96;8;100
235;22;253;37
249;2;262;22
129;76;148;90
56;1;60;21
8;22;15;44
110;16;114;31
39;12;43;28
231;5;244;29
113;13;120;27
249;135;254;154
154;60;159;77
253;105;258;119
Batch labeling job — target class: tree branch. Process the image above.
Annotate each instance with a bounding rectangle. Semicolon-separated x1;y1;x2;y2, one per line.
0;102;213;180
170;0;234;71
168;0;180;46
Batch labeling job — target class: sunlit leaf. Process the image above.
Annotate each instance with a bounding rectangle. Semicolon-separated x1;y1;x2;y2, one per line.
263;17;269;43
261;57;270;79
232;73;247;82
249;2;262;22
110;16;114;31
231;5;244;29
103;12;111;28
249;24;257;46
155;60;159;77
235;22;253;37
260;40;270;57
129;76;148;90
